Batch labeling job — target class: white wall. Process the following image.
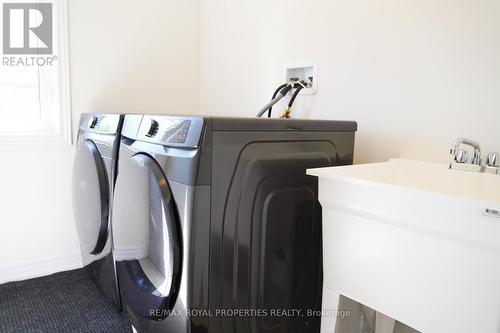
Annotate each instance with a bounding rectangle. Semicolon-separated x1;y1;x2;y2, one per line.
0;146;78;283
199;0;500;163
0;0;200;283
69;0;200;132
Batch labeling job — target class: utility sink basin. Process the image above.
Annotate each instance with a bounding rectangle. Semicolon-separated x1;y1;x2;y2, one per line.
307;159;500;333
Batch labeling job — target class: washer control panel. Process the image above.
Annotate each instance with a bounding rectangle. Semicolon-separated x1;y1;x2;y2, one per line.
137;115;204;148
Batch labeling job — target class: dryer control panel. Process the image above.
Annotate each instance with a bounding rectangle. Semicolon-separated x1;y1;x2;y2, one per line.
79;113;122;134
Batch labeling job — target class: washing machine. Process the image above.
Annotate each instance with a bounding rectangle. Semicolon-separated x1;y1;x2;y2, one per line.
112;114;357;333
72;113;124;309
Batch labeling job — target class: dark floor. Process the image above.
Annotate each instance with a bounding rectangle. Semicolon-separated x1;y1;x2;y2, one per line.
0;269;131;333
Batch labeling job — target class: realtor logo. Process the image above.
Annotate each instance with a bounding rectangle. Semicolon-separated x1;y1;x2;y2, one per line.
3;3;53;54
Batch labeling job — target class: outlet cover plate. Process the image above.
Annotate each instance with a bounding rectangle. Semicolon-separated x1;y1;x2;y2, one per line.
284;62;317;95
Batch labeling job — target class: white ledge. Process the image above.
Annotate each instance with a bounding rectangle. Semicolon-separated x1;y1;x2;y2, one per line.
308;158;500;205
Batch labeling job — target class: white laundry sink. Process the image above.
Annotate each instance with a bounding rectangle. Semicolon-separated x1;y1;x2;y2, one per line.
307;159;500;333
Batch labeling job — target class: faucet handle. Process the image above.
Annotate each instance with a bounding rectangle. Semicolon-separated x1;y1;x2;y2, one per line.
456;149;469;163
487;152;498;167
472;151;481;165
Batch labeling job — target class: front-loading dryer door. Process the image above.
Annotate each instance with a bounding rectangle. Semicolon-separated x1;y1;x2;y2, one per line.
113;153;182;320
72;140;110;257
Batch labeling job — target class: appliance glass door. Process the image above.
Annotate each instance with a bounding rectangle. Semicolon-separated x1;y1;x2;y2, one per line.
72;140;110;256
113;153;182;320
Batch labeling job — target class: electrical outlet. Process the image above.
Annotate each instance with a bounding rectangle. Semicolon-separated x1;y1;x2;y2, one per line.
284;63;317;95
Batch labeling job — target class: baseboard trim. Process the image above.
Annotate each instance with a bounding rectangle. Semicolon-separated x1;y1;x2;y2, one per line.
0;254;83;284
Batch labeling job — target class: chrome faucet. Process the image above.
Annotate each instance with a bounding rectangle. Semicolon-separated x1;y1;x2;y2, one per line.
450;137;482;165
449;138;499;175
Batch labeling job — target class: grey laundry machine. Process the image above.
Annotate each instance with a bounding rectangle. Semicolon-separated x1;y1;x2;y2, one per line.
112;115;357;333
72;113;124;309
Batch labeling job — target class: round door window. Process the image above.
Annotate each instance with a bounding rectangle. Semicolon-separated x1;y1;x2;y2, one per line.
112;154;182;320
72;140;109;257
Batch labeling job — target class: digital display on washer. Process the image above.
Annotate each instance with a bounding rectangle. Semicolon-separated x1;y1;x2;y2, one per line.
161;119;191;144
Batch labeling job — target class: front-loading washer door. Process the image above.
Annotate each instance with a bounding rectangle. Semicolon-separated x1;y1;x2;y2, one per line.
72;140;110;256
113;153;182;320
